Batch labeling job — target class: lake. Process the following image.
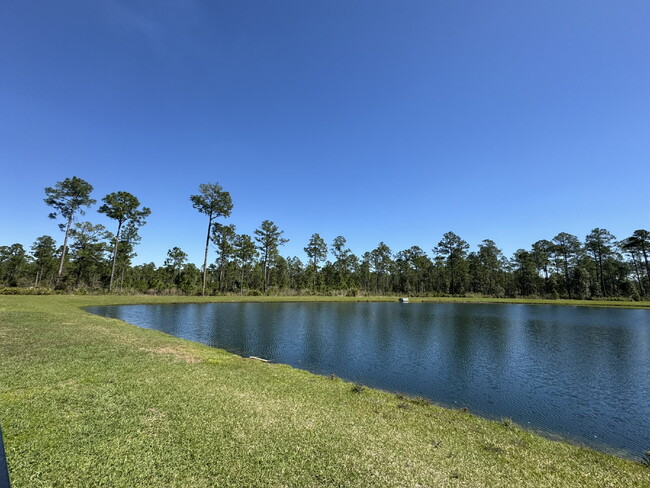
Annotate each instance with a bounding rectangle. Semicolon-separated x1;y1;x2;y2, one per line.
87;302;650;458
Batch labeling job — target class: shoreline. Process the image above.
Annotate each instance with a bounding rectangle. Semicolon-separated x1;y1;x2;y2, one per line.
21;292;650;309
85;297;650;459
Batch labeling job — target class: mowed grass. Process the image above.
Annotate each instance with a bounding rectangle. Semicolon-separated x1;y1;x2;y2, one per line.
0;296;649;487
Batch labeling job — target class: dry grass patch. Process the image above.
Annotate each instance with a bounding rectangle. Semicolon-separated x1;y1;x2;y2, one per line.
138;346;202;363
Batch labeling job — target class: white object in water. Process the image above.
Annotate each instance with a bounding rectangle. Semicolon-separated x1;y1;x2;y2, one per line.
249;356;270;362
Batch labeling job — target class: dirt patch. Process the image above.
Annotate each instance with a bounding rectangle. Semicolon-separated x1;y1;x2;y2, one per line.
139;346;202;363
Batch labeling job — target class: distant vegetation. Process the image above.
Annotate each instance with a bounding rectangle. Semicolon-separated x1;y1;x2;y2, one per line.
2;176;649;299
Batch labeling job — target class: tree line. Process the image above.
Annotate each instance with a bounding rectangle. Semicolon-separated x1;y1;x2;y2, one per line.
1;176;649;300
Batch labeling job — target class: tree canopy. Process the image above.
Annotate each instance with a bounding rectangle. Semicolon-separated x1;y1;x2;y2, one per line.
2;177;649;300
44;176;96;281
190;183;233;295
98;191;151;291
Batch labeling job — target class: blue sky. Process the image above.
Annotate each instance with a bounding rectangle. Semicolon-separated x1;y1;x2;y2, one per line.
1;1;649;266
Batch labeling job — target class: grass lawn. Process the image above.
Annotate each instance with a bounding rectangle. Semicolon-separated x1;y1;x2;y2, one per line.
1;295;649;487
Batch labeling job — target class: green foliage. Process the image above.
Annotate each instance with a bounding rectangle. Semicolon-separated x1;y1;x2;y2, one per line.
434;232;470;295
190;182;233;296
233;234;258;295
585;228;618;297
98;191;151;228
190;182;233;219
368;242;393;294
164;247;188;288
304;233;327;290
13;176;650;298
304;233;327;267
98;191;150;291
551;232;582;298
31;235;58;287
68;222;111;289
329;235;357;291
43;176;96;281
0;244;29;287
254;220;289;293
44;176;95;221
211;223;237;292
512;249;538;296
0;286;56;295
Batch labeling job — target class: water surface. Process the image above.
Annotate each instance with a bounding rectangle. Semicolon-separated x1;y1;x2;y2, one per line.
87;302;650;458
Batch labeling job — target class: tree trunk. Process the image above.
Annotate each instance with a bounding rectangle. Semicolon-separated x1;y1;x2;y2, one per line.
218;257;226;293
56;216;73;282
75;259;83;288
109;220;123;292
35;265;42;288
201;213;213;296
631;253;645;296
450;266;456;295
641;244;650;282
598;253;606;297
562;254;572;299
240;266;245;295
261;246;269;293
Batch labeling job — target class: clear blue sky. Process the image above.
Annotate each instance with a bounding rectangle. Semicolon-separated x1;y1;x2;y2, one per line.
1;1;649;266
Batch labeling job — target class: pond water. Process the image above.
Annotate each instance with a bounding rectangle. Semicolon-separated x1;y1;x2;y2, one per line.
87;302;650;458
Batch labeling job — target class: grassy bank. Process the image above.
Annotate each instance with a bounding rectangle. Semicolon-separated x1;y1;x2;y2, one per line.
1;296;648;487
7;292;647;308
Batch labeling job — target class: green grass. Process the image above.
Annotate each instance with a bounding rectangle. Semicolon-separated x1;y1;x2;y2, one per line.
1;295;649;487
15;292;648;308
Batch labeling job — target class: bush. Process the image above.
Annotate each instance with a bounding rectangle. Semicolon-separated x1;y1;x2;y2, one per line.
0;287;56;295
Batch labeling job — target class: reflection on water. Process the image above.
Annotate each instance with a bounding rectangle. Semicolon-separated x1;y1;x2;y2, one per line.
87;302;650;458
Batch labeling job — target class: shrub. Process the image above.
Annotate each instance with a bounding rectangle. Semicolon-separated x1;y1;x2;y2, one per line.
0;287;56;295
